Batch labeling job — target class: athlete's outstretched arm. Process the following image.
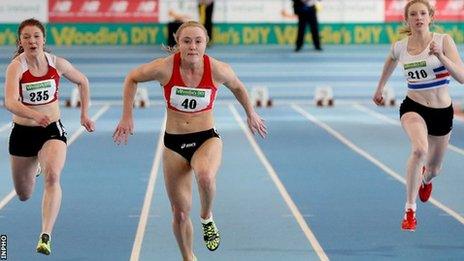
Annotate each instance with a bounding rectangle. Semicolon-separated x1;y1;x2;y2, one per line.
213;59;267;138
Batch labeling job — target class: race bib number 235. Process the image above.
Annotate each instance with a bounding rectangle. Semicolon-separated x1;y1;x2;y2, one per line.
21;79;56;105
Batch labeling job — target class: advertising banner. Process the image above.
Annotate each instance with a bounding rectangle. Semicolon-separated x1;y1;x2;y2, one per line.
434;0;464;21
49;0;160;23
279;0;384;24
217;1;285;23
0;0;48;23
1;22;462;46
318;0;385;23
28;22;460;46
158;0;285;23
385;0;464;22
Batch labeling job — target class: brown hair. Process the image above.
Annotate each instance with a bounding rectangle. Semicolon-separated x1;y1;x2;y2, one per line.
399;0;435;35
13;18;46;59
163;21;209;53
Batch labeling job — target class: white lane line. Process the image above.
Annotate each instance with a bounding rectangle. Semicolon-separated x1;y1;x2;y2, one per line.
0;123;11;133
68;104;111;143
293;103;464;226
229;103;329;261
0;104;111;211
130;114;166;261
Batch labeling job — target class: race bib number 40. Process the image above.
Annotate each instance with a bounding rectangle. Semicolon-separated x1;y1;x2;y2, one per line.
170;86;212;112
21;79;57;105
404;60;435;82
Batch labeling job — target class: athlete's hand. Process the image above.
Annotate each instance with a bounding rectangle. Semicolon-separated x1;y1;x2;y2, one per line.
429;41;443;57
81;115;95;132
372;89;384;106
247;111;267;138
33;112;52;127
113;117;134;145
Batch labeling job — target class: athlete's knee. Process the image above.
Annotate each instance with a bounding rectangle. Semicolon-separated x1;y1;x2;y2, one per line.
411;147;427;161
196;171;215;191
42;167;61;186
17;191;32;201
172;205;191;224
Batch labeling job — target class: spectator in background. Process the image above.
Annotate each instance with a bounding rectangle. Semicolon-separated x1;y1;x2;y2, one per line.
292;0;322;52
198;0;214;45
167;1;193;47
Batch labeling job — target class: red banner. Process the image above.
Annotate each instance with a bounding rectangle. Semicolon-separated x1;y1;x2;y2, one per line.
49;0;160;23
385;0;464;22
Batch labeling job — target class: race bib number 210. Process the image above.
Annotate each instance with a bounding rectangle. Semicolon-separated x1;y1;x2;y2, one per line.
404;60;435;82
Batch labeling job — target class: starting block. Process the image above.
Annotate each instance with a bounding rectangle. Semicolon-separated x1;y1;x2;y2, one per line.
134;87;150;108
314;86;334;107
65;88;81;107
381;86;396;106
251;85;273;108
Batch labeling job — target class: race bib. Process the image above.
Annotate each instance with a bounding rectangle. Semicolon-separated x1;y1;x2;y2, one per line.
404;60;436;83
21;79;57;105
170;86;212;112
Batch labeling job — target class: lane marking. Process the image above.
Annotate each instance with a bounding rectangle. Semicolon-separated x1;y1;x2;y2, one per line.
0;123;11;133
130;114;166;261
229;104;329;261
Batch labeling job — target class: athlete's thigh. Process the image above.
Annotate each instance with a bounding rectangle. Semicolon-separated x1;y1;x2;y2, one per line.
191;137;222;174
10;155;38;189
38;139;67;175
401;112;428;149
163;148;193;207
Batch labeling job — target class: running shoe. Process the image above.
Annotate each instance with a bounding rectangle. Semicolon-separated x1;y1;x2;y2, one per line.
202;221;220;251
401;208;417;231
418;167;432;202
36;233;51;255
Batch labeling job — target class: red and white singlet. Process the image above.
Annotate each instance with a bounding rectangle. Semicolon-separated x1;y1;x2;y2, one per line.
163;52;217;113
19;52;60;106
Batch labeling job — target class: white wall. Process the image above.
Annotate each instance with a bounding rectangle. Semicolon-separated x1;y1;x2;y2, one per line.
158;0;385;23
0;0;48;23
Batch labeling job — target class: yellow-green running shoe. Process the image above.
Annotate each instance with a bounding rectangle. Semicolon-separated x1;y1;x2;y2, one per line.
202;221;220;251
36;233;51;255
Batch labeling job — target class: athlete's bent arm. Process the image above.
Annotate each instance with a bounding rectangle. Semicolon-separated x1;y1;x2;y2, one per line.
430;34;464;84
3;61;51;127
57;57;95;132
